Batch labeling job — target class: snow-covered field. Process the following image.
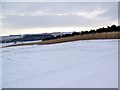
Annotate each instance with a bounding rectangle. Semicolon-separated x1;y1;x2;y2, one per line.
2;39;118;88
0;40;42;47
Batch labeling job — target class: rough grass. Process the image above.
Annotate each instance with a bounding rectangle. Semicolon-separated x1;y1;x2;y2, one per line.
3;31;120;48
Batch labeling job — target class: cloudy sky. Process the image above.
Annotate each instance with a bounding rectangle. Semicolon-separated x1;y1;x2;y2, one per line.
1;2;118;36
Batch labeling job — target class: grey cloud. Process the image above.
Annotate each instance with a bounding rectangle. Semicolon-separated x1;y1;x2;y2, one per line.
3;15;115;29
3;2;117;16
2;2;118;29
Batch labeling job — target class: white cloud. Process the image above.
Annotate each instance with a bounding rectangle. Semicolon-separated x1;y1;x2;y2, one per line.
4;9;108;19
0;15;6;19
29;10;43;16
4;7;108;19
56;13;69;16
76;9;108;19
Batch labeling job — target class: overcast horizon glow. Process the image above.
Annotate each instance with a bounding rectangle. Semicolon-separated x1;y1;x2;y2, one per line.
1;2;118;36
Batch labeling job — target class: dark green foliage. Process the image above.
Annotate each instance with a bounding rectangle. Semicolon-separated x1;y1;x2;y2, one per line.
42;25;120;41
2;34;53;43
2;25;120;43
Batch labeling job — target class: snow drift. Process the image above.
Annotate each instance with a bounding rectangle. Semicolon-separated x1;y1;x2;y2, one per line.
2;39;118;88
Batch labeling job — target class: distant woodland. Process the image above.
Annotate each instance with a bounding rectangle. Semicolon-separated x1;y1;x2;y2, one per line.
43;25;120;41
2;25;120;48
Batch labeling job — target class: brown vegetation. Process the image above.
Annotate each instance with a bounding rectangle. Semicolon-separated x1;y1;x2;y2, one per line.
3;31;120;48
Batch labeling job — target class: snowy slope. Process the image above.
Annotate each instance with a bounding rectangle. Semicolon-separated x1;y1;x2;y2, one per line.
2;39;118;88
0;40;42;47
0;45;2;89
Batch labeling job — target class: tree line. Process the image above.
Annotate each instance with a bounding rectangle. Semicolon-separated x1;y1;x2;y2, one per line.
42;25;120;41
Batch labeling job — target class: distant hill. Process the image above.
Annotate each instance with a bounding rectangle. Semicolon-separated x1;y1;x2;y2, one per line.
1;34;53;43
1;32;73;43
0;35;23;43
42;25;120;41
2;25;120;48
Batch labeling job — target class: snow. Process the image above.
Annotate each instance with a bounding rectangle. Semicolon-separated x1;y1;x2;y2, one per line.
0;40;42;47
2;39;118;88
0;45;2;90
0;43;14;47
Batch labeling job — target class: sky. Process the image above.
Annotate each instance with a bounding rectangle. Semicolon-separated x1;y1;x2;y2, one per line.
1;2;118;36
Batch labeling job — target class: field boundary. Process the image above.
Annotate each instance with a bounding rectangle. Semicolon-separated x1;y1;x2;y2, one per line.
2;31;120;48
